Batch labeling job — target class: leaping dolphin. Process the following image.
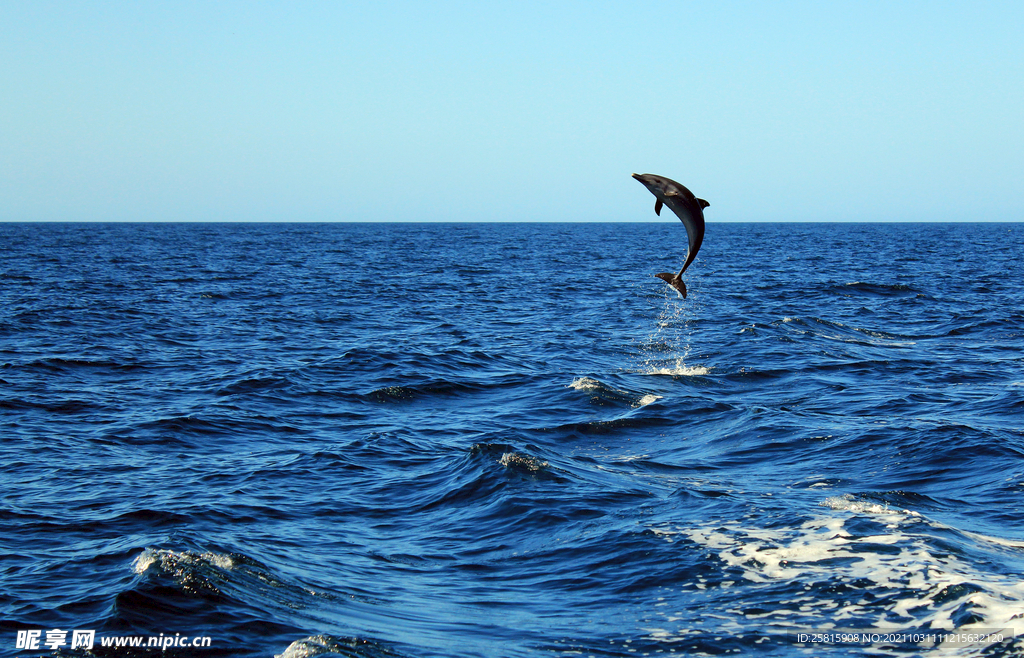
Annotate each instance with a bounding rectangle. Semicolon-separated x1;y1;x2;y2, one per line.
632;173;709;298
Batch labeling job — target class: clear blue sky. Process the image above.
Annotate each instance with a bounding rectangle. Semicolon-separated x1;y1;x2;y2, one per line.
2;1;1022;222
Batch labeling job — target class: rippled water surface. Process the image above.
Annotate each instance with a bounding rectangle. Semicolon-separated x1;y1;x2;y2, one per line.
2;222;1024;657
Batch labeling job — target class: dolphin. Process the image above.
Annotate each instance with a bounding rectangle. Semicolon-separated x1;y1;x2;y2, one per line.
632;173;709;298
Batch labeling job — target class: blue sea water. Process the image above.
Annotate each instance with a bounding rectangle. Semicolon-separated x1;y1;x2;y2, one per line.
2;221;1023;657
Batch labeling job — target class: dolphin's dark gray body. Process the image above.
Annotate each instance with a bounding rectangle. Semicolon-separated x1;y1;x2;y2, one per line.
632;173;709;298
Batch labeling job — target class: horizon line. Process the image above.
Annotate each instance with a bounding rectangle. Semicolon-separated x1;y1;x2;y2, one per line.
3;219;1022;225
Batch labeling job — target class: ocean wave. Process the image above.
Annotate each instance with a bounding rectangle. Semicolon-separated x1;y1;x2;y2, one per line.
827;281;925;298
470;442;557;478
5;356;141;372
820;492;923;517
548;414;682;438
568;376;663;407
275;634;408;658
364;379;486;403
778;316;920;347
127;546;337;630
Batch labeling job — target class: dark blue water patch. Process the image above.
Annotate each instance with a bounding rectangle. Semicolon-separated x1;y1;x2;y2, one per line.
2;222;1024;657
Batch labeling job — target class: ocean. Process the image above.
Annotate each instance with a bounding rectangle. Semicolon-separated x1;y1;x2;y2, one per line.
2;221;1023;657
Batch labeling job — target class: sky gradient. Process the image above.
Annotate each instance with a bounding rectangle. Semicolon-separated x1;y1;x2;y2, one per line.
2;1;1022;222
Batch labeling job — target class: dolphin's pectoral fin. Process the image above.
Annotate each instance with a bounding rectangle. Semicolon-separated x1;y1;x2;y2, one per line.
654;199;663;216
697;198;710;209
655;272;688;298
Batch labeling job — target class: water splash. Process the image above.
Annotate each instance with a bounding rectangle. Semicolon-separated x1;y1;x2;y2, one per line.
633;289;709;376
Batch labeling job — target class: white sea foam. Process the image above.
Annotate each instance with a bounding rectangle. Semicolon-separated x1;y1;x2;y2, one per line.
131;550;160;574
821;493;922;519
568;376;601;392
636;393;662;406
568;377;663;407
132;548;236;575
498;451;548;472
643;363;710;377
275;635;357;658
645;500;1024;650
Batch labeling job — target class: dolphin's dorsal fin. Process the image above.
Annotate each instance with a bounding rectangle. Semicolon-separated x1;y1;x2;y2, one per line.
697;198;710;209
654;199;663;216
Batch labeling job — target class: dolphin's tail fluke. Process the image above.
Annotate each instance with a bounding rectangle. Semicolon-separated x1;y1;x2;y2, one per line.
655;272;687;298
